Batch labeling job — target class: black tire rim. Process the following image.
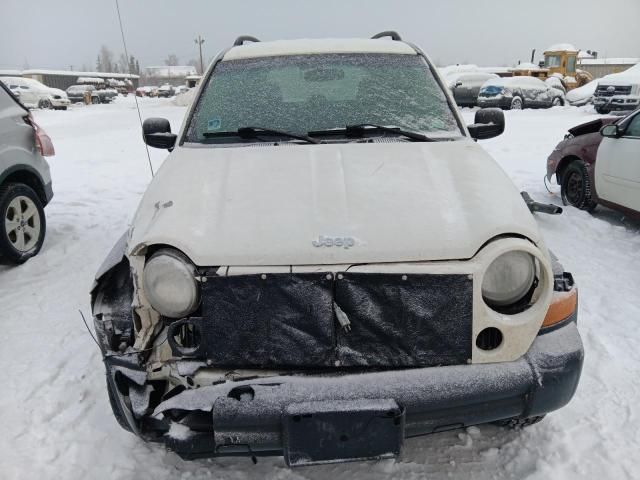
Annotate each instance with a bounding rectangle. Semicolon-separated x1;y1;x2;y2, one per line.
565;171;584;206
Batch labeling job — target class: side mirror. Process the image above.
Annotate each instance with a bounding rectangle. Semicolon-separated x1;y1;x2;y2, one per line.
600;124;620;138
467;108;505;140
143;117;177;150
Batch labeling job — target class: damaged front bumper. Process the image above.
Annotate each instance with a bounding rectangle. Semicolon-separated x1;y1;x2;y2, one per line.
105;319;583;464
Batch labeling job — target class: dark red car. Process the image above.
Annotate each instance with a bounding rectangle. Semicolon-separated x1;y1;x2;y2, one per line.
546;116;620;212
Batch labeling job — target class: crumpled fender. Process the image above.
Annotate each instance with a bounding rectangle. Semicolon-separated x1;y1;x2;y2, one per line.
92;232;129;292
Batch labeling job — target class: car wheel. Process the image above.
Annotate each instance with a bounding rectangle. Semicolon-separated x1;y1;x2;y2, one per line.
561;161;597;211
38;98;52;109
91;96;101;104
0;183;46;264
552;97;563;107
595;106;610;114
510;96;523;110
493;415;546;428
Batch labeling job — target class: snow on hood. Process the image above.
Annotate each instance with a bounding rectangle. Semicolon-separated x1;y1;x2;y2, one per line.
566;80;597;105
598;63;640;85
128;141;540;266
47;87;67;97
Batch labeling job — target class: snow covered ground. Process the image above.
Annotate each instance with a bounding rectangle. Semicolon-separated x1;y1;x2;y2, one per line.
1;97;639;479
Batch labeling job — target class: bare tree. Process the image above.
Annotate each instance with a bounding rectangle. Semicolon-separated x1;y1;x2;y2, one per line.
164;54;179;66
118;53;128;73
96;45;114;72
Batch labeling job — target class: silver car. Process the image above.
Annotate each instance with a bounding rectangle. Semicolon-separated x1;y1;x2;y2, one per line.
0;82;54;264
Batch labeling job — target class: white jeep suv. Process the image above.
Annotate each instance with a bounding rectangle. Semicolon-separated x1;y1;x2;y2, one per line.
91;32;583;466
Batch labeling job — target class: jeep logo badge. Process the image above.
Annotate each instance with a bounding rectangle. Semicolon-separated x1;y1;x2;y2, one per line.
312;235;355;249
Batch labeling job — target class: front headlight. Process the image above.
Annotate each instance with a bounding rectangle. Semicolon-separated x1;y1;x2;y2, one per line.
482;250;536;308
143;249;199;318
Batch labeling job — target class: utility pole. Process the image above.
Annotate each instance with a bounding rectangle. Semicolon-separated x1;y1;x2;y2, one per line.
194;35;205;75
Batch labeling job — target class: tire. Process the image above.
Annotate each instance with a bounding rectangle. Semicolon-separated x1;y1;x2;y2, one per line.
552;97;563;107
493;415;546;428
91;96;101;105
595;106;610;114
510;96;523;110
38;98;52;109
0;183;46;264
561;161;597;211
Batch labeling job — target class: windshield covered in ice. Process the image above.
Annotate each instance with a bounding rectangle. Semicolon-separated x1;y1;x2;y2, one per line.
185;53;461;143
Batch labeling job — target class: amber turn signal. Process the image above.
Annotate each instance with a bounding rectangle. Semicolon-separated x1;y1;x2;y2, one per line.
542;289;577;328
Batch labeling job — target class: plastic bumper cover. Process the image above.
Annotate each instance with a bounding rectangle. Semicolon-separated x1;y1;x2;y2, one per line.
106;320;583;461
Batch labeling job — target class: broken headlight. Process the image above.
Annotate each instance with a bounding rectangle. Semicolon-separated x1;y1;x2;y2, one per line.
482;250;536;308
143;249;199;318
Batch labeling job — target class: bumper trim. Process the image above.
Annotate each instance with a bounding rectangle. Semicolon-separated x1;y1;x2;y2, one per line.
107;321;583;460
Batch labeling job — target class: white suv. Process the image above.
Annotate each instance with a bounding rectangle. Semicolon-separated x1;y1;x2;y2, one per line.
1;76;70;110
91;33;583;466
0;82;55;263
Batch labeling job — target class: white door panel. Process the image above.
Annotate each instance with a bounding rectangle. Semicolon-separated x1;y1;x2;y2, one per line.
595;113;640;211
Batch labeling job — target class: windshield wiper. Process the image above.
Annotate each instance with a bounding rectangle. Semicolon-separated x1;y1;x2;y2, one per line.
203;126;320;144
309;124;436;142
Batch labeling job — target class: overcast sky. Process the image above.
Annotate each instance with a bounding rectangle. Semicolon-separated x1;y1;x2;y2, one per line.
1;0;638;71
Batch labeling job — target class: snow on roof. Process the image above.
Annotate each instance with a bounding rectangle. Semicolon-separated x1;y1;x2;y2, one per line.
439;64;510;78
78;77;104;84
0;69;22;76
546;43;578;53
21;69;139;79
579;58;640;65
511;62;541;71
223;38;416;60
577;51;594;59
443;71;498;86
143;66;198;77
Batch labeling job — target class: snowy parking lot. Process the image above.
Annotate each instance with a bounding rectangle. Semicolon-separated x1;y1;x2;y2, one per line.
1;97;639;479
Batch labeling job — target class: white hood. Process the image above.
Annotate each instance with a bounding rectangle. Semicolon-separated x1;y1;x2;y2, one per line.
128;141;540;266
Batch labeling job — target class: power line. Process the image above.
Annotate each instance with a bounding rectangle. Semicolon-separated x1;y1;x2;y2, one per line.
114;0;155;178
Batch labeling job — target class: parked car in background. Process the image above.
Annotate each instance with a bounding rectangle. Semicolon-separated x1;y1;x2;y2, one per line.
0;77;70;110
593;63;640;114
448;72;499;107
92;33;582;465
565;80;597;106
545;75;566;95
174;85;190;95
156;84;175;98
66;84;117;104
0;82;55;264
478;76;565;109
546;108;640;215
136;86;158;97
47;88;71;110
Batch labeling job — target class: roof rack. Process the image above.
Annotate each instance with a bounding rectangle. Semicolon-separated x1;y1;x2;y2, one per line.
371;31;402;41
233;35;261;46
